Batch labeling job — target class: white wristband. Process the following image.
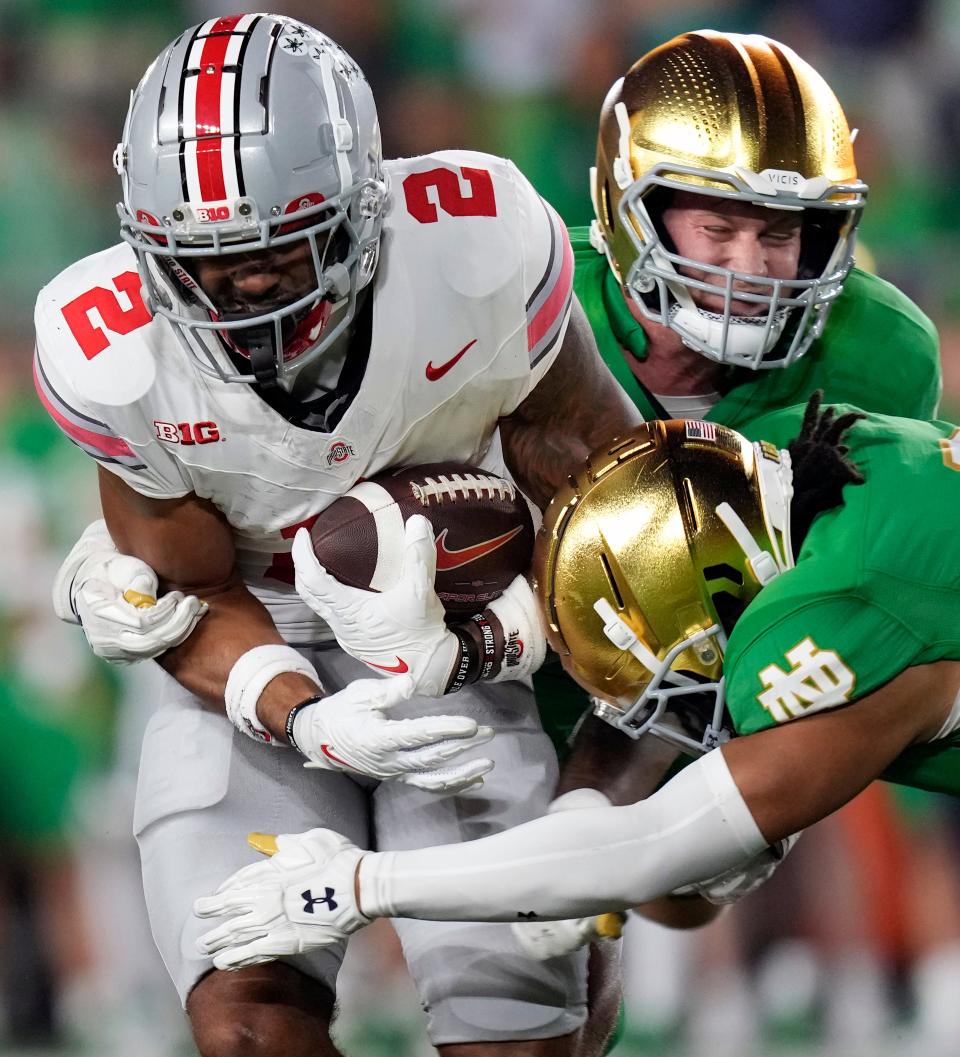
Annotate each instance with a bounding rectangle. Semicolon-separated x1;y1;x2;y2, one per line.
485;575;546;683
224;644;322;746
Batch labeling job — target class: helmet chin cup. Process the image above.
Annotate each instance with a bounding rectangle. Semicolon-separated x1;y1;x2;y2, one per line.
670;303;790;367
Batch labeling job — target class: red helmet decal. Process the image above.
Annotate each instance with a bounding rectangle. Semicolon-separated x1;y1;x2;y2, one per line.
277;192;327;236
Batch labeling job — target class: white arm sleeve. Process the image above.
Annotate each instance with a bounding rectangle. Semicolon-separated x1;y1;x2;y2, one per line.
359;747;766;921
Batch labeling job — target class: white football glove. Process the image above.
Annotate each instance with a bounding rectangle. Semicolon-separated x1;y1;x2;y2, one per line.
513;911;627;961
292;515;459;695
512;788;626;960
672;831;801;905
291;673;494;793
52;520;207;665
195;829;369;971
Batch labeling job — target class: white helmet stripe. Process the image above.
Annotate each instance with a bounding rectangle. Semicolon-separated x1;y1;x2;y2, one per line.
182;20;249;202
313;47;352;195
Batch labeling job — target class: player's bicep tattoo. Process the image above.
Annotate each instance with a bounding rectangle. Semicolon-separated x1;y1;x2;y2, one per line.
500;297;642;508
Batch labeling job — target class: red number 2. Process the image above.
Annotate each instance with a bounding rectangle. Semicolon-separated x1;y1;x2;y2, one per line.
61;271;152;360
402;166;497;224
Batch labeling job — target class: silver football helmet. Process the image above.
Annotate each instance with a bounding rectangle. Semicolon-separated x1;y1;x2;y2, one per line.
115;13;385;389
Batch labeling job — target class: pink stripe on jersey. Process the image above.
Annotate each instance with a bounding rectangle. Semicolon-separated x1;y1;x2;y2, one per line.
33;361;137;459
194;29;232;199
527;223;574;351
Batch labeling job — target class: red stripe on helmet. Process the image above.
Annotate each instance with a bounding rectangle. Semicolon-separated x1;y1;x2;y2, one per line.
194;30;232;200
195;141;227;202
210;14;243;33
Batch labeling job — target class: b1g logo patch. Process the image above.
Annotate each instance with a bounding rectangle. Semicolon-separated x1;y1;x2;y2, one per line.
326;439;356;465
756;636;855;722
155;420;221;445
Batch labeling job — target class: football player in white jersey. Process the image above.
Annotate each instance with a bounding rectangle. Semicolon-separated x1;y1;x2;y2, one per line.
36;14;640;1057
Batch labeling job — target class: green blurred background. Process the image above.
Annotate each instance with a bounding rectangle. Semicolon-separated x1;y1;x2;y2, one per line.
1;2;959;1056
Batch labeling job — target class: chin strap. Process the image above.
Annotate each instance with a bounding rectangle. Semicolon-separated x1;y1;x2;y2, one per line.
244;324;281;388
715;503;781;587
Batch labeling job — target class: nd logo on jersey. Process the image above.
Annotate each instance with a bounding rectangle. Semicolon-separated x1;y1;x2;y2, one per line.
757;637;855;723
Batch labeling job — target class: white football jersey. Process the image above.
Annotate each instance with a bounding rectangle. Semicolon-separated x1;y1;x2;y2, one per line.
34;151;573;641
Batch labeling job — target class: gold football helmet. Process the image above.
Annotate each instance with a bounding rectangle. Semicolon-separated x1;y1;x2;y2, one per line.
533;420;793;754
590;30;867;369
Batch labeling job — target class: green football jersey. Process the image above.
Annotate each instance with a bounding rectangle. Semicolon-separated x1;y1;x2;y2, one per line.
724;406;960;797
568;226;942;428
535;229;942;757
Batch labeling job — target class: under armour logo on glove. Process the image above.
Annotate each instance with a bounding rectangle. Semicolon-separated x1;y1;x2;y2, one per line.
301;887;338;914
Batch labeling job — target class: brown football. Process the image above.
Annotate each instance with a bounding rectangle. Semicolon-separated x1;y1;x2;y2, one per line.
310;463;534;615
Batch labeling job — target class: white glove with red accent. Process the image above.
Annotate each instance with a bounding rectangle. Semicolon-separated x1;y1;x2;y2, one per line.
290;674;494;793
52;519;207;665
292;515;460;695
671;831;801;905
512;788;626;960
195;829;369;970
292;515;546;695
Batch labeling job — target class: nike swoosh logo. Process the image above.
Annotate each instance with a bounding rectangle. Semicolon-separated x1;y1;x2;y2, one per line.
425;339;477;381
320;744;353;769
435;525;524;571
366;657;410;674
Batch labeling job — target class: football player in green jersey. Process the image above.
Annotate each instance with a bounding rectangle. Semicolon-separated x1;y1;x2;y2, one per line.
537;27;942;763
193;396;960;969
577;28;940;426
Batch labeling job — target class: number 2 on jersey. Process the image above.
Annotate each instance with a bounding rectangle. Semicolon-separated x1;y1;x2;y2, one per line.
403;166;497;224
61;271;152;359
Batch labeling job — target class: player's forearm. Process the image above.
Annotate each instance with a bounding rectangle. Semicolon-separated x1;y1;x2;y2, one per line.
634;894;722;929
157;582;320;738
358;748;766;921
500;299;641;508
556;714;682;803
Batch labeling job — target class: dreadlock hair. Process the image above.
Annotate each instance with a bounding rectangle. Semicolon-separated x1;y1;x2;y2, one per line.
787;390;866;550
